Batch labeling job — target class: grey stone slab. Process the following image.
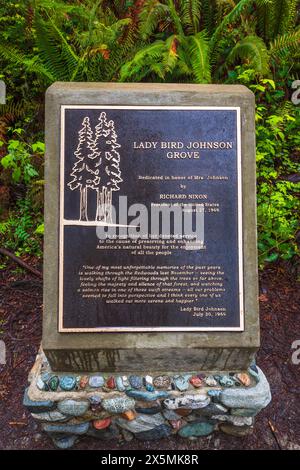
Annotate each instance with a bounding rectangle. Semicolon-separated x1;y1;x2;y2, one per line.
220;367;271;410
43;83;259;372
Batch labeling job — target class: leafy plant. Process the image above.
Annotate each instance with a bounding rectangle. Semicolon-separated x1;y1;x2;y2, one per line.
120;0;300;83
0;133;44;184
252;78;300;266
0;197;43;257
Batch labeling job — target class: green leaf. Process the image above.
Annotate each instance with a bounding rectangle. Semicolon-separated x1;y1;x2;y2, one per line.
12;167;21;182
265;253;279;263
35;223;44;235
32;141;45;153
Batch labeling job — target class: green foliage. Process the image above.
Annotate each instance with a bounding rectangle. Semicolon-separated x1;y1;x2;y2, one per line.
0;1;299;267
0;197;43;257
236;73;300;266
120;0;300;83
0;133;43;184
226;36;270;76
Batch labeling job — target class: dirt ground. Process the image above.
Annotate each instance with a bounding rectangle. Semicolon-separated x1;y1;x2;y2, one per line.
0;259;299;450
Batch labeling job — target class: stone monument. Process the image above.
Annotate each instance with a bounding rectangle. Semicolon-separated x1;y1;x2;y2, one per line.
24;83;271;448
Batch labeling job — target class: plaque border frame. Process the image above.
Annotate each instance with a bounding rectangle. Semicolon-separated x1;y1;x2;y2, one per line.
58;105;243;332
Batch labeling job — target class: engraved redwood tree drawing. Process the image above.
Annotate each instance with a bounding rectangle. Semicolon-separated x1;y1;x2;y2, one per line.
68;112;122;222
68;116;100;221
94;112;123;223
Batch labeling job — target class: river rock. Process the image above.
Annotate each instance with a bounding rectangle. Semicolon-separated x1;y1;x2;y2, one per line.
195;403;228;417
162;409;181;421
57;399;90;417
48;376;59;391
116;413;165;433
219;375;235;387
88;395;102;406
23;388;55;413
219;423;253;437
36;376;47;391
122;410;137;421
170;419;184;430
236;373;251;387
249;362;259;374
220;367;271;410
135;404;162;415
51;435;78;449
135;424;172;440
79;376;89;389
126;390;169;401
102;396;135;414
41;372;51;383
146;383;155;392
164;394;210;410
89;376;104;388
129;375;143;389
153;375;171;389
42;422;89;435
67;409;110;424
121;429;134;442
59;376;76;391
106;376;116;389
189;376;202;388
231;408;258;417
175;408;193;417
204;376;218;387
31;411;68;422
116;376;126;392
212;415;253;426
87;424;120;441
144;375;153;385
173;375;191;391
207;389;222;402
93;418;111;430
122;376;130;387
178;420;215;438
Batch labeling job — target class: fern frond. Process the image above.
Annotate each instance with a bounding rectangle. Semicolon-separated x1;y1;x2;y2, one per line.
162;35;180;73
255;0;273;43
34;17;80;81
139;0;170;40
226;35;270;76
0;44;54;82
179;0;201;34
210;0;255;52
120;41;165;81
270;29;300;59
269;0;297;39
167;0;184;36
201;0;218;35
187;31;211;83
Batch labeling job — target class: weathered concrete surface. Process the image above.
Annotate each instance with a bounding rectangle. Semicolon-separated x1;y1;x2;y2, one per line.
43;83;259;372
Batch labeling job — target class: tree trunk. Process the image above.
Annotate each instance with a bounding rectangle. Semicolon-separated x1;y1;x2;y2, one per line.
95;189;100;221
96;187;114;223
80;186;88;221
107;188;112;224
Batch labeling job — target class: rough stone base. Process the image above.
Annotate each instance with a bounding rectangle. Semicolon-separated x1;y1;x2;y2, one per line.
23;349;271;448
